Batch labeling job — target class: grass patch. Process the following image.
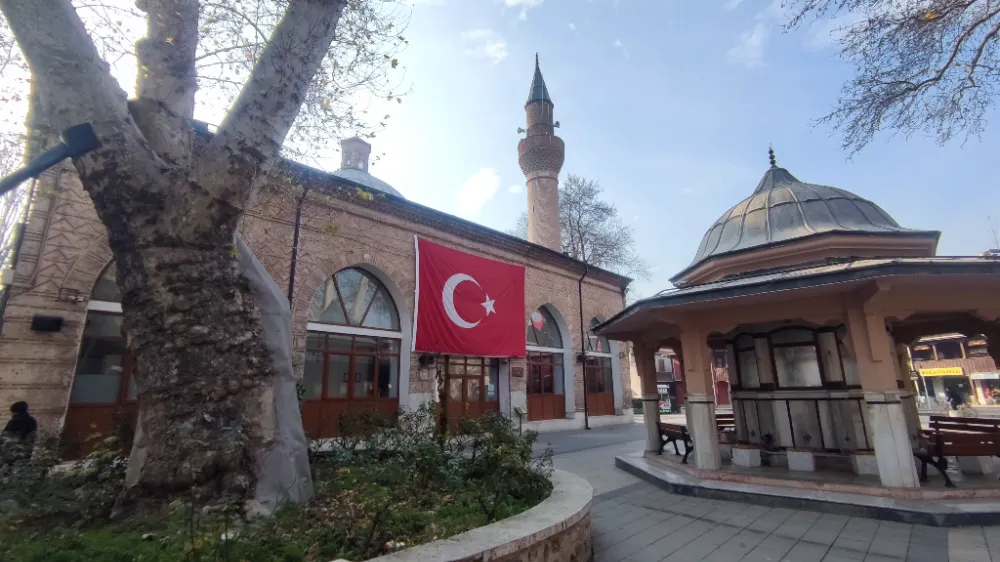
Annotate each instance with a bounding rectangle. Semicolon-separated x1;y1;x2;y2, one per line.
0;407;552;561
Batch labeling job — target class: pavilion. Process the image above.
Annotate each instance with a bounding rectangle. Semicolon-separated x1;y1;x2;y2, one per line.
596;150;1000;492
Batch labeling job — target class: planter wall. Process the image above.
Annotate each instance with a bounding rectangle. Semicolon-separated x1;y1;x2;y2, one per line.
368;469;593;562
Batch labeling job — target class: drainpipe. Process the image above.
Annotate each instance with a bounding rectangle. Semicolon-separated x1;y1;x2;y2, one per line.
578;263;590;430
286;187;308;306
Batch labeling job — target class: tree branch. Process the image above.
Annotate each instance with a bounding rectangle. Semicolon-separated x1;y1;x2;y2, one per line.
196;0;349;208
135;0;199;118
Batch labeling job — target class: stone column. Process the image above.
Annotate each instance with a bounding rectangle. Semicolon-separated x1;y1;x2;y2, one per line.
845;296;920;488
634;342;661;453
681;329;721;470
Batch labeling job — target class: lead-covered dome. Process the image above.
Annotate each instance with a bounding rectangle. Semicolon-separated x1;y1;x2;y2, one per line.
678;164;937;282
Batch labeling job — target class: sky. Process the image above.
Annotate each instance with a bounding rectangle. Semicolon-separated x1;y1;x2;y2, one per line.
4;0;1000;300
363;0;1000;298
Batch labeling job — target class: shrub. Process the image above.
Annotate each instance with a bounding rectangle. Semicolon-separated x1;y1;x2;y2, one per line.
1;405;552;562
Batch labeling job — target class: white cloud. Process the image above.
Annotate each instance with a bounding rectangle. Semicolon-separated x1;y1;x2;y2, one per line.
508;184;523;194
726;22;768;68
613;38;629;59
568;22;578;31
457;168;501;217
461;29;508;64
724;0;744;9
504;0;543;6
518;7;528;20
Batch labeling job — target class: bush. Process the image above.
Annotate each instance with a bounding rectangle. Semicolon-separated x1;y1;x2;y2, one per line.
0;405;553;562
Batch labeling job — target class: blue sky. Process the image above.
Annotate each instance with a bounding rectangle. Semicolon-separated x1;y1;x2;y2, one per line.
364;0;1000;299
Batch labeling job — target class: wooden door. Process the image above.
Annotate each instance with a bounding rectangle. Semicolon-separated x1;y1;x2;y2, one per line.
444;357;499;429
585;355;617;417
63;313;138;458
527;352;566;421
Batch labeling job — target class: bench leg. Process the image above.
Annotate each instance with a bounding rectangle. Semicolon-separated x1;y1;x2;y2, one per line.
920;458;929;483
658;435;666;456
932;456;955;488
672;438;681;456
681;439;692;465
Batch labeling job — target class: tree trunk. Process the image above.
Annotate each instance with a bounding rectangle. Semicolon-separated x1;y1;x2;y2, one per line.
1;0;348;510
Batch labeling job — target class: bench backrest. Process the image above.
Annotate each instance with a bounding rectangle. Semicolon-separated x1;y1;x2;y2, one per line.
659;423;688;436
929;416;1000;434
929;431;1000;456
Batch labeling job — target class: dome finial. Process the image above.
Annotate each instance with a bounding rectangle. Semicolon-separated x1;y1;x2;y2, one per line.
768;144;776;168
535;52;539;68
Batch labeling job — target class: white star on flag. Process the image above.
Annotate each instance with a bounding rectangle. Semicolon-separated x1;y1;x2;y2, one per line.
481;296;496;316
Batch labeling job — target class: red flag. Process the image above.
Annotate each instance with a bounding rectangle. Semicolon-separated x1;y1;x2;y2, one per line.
413;237;526;357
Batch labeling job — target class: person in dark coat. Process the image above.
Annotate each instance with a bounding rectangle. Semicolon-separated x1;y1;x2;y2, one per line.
2;401;38;452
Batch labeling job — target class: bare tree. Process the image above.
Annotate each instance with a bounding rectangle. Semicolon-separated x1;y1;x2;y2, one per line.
509;175;650;281
0;0;405;510
787;0;1000;153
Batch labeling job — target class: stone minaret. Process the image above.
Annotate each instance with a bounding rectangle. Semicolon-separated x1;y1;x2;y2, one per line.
518;55;564;251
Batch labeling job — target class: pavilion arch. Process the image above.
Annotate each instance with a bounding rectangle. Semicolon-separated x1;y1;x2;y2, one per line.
301;263;412;438
524;303;575;421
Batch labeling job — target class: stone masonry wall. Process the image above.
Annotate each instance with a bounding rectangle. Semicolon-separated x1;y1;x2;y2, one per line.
0;161;631;430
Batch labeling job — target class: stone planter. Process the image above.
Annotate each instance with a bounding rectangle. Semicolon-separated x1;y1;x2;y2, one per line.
852;451;879;476
732;445;761;468
787;449;816;472
367;469;592;562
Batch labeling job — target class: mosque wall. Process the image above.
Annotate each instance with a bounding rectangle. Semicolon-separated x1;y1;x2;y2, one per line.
0;160;632;432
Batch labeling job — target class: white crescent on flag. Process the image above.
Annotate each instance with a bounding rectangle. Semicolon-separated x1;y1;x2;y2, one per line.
442;273;481;329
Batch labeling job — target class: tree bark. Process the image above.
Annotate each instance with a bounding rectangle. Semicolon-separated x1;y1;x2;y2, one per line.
1;0;347;509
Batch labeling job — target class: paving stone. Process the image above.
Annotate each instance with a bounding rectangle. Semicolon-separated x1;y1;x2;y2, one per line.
741;535;797;562
599;514;698;562
773;510;822;541
595;509;674;552
802;514;851;546
947;527;989;562
832;537;874;555
863;555;902;562
905;526;949;562
822;546;867;561
626;519;717;562
700;528;772;561
782;541;831;562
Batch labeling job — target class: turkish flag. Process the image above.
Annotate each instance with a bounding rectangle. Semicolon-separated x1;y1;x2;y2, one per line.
413;237;526;357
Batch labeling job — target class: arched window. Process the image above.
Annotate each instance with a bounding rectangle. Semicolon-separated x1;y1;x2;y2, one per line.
525;306;566;421
585;318;615;416
308;268;400;330
65;261;134;456
303;267;403;438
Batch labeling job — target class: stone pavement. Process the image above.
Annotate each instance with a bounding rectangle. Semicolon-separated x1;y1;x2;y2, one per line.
591;481;1000;562
534;420;1000;561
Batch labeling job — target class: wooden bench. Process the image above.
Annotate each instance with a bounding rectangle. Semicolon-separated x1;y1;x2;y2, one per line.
716;413;736;432
658;423;693;464
915;416;1000;488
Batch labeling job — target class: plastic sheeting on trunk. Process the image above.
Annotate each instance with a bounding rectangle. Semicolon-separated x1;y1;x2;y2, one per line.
237;238;314;513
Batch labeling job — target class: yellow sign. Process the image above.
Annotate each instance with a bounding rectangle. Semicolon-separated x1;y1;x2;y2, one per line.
919;367;964;377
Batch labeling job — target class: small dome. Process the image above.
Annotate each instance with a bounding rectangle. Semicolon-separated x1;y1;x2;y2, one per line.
688;166;915;269
330;167;404;198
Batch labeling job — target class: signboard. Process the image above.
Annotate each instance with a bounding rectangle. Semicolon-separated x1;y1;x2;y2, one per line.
971;373;1000;381
918;367;964;377
657;384;669;393
511;366;524;378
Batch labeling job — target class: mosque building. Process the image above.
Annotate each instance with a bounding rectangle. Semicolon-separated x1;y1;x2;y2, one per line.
0;57;634;452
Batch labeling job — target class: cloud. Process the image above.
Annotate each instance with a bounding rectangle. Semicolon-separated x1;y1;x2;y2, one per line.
613;38;629;59
726;22;768;67
457;168;501;217
461;29;508;64
504;0;542;20
508;184;523;194
724;0;744;9
568;22;578;33
804;11;864;49
411;0;446;5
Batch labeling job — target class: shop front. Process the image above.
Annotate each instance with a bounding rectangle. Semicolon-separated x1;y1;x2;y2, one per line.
972;372;1000;405
918;367;972;408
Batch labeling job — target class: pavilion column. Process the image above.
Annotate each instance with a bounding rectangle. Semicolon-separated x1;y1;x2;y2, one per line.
845;297;920;488
634;342;661;453
681;328;721;470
